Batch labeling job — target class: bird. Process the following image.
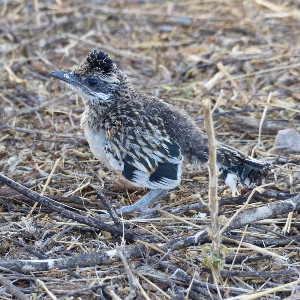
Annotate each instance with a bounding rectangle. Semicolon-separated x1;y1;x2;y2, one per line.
49;50;269;215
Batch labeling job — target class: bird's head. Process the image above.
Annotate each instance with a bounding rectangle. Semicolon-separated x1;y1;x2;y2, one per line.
49;50;130;108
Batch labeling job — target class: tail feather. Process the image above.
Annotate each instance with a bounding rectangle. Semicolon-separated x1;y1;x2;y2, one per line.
217;143;270;188
155;100;270;189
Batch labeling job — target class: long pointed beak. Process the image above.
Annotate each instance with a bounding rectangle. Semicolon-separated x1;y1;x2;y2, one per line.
49;71;79;85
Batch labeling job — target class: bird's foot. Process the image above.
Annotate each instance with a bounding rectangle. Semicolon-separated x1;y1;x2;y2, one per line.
116;203;161;215
99;189;167;218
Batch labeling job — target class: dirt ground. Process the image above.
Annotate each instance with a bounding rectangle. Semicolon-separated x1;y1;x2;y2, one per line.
0;0;300;299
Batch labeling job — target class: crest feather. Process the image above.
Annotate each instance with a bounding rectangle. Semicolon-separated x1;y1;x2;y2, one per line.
74;50;116;76
86;50;115;73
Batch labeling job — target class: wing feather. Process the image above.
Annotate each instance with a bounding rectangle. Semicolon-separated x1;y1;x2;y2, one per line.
104;107;183;189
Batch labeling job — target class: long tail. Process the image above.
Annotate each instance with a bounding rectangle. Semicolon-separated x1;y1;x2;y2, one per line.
157;100;270;189
216;143;270;189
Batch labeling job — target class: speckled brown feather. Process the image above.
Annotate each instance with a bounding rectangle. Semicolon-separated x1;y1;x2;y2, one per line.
52;49;269;193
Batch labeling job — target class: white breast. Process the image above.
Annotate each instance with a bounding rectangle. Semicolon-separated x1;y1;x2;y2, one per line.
81;111;109;167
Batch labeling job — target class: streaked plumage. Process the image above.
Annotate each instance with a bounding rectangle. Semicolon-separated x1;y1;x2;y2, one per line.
49;50;269;214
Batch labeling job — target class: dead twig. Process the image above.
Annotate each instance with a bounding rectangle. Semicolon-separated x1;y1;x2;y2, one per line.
116;246;138;300
96;191;122;227
220;269;299;279
35;279;57;300
202;98;220;255
226;193;300;232
0;173;137;242
0;274;29;300
161;193;300;252
0;252;117;273
65;284;107;298
202;98;222;295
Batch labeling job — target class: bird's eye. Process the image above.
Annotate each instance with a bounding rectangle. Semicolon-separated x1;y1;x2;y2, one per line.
87;77;98;86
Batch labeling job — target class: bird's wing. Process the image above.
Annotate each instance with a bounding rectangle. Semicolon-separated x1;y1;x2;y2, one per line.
104;109;183;190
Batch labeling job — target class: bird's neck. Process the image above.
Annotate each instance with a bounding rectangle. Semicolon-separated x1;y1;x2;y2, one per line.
81;71;137;130
81;101;115;131
82;92;136;131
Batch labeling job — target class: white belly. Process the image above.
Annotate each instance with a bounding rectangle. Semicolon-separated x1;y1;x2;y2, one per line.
83;124;109;167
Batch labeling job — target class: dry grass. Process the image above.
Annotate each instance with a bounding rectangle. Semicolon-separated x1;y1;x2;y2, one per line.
0;0;300;299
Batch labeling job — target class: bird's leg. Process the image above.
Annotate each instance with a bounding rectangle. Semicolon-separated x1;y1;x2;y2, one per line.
116;189;168;215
